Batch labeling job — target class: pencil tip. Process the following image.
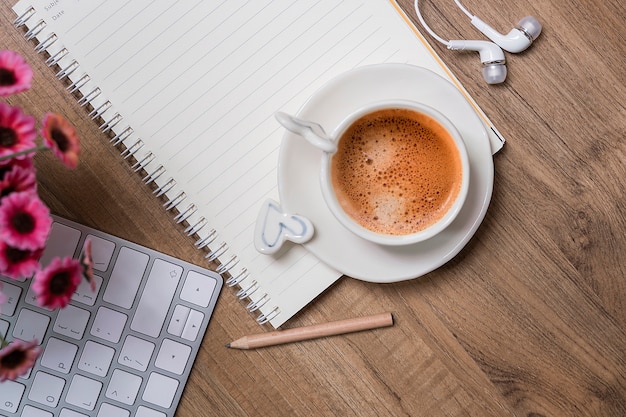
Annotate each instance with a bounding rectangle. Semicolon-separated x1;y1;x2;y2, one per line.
225;343;231;348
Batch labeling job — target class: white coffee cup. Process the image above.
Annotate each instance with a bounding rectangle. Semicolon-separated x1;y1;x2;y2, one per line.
275;100;470;246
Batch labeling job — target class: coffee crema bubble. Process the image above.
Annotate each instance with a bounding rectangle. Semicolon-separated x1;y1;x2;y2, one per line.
330;108;463;236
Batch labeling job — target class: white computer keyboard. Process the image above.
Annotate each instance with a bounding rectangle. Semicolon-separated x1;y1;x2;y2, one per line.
0;215;222;417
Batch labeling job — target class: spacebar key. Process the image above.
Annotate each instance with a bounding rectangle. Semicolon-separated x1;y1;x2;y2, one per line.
130;259;183;338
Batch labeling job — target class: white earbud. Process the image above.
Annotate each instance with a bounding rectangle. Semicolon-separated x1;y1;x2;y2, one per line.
455;1;542;53
414;0;507;84
447;40;507;84
467;15;542;53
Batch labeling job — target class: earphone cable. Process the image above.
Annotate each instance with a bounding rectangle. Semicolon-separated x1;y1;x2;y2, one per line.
453;0;473;19
414;0;450;45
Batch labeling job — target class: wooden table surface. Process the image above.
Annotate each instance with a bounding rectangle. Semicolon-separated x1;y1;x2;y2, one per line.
2;0;625;416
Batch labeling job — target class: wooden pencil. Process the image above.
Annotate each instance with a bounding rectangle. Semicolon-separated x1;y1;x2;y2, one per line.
226;312;394;349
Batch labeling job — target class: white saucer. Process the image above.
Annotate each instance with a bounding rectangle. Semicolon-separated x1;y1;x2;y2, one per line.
277;64;494;283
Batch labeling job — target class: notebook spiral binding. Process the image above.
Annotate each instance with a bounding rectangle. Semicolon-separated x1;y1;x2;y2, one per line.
14;7;280;326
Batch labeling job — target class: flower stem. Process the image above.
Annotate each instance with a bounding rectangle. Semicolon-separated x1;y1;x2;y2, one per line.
0;145;49;162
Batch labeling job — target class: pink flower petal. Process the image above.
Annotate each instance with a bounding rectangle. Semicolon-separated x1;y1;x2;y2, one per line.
0;103;37;163
0;163;37;198
0;339;41;382
0;191;52;251
0;50;33;97
0;239;43;279
32;257;82;309
41;113;80;169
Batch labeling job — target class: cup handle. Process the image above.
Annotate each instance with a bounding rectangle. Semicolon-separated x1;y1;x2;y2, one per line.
254;199;314;255
275;112;337;153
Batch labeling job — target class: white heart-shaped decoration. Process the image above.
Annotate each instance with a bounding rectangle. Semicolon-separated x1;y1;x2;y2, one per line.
254;199;314;255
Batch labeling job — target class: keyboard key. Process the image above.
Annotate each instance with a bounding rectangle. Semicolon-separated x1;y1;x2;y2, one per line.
22;405;52;417
131;259;182;338
20;368;33;380
0;379;25;413
66;374;102;411
167;304;190;337
60;408;89;417
91;306;127;343
13;308;49;344
40;337;78;374
97;403;130;417
106;369;142;406
29;371;64;407
39;222;81;267
84;234;116;272
137;405;166;417
72;273;103;306
103;247;149;309
53;304;90;340
119;335;154;372
182;308;204;342
0;319;8;339
155;338;191;375
0;281;21;316
142;372;179;409
180;271;217;307
78;340;114;377
24;282;50;310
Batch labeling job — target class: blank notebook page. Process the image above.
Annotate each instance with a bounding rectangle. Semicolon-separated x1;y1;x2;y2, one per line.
13;0;499;328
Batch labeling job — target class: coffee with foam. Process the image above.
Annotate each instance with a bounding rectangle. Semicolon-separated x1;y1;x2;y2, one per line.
330;108;463;236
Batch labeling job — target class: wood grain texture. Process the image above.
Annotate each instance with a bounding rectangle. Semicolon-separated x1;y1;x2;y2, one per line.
1;0;624;416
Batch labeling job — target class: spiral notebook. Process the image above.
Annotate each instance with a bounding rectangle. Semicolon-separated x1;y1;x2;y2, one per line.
12;0;504;329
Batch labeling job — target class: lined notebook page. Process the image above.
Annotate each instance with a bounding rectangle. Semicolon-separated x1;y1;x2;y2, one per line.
13;0;500;328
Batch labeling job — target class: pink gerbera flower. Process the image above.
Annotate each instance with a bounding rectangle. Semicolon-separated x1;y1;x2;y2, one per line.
0;103;37;164
0;339;41;382
0;50;33;97
0;157;33;181
41;113;80;169
0;191;52;251
32;256;82;309
0;239;43;279
0;163;37;199
80;238;96;292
